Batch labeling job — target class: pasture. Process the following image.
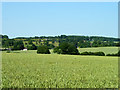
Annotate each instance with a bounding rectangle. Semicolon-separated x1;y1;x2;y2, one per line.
78;47;118;55
2;49;118;88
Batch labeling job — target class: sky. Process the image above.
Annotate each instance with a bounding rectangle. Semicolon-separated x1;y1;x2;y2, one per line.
2;2;118;38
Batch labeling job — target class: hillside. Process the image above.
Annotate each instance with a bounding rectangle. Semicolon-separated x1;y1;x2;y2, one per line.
1;35;119;50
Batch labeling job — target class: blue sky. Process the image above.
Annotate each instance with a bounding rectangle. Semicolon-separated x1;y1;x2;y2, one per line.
2;2;118;38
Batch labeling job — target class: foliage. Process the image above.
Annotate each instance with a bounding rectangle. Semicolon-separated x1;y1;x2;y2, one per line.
80;51;93;55
12;41;24;50
37;45;50;54
67;44;79;55
6;50;10;53
60;42;70;54
54;42;79;55
27;44;37;50
118;50;120;56
53;47;61;54
2;39;14;48
28;40;33;44
1;35;120;49
78;41;91;48
106;53;118;56
106;50;120;56
94;52;105;56
48;44;55;49
80;51;105;56
1;35;9;39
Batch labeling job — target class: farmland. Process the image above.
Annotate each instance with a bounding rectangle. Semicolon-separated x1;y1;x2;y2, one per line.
1;1;119;88
2;48;118;88
78;46;118;54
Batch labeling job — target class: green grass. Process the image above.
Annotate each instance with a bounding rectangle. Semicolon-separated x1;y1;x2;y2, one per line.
78;47;118;54
4;46;118;54
2;51;118;88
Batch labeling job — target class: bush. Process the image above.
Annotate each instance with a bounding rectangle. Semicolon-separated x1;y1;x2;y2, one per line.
67;44;79;55
94;52;105;56
80;51;94;55
106;50;120;56
53;47;59;53
106;53;118;56
48;44;55;49
118;50;120;56
37;45;50;54
80;51;105;56
53;47;62;54
6;50;10;53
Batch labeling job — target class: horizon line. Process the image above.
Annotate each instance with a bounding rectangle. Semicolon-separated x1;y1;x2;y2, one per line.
1;34;118;39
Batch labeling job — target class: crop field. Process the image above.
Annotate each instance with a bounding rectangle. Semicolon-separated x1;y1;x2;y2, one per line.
2;50;118;88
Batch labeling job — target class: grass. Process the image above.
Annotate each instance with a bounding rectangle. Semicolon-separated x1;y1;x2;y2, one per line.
78;46;118;54
2;50;118;88
7;46;118;55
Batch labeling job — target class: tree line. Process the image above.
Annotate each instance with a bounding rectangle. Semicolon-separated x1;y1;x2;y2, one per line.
37;42;120;57
1;35;119;57
1;34;120;51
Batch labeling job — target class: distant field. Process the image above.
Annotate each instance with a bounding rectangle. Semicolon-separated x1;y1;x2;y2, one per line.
7;46;118;55
2;50;118;88
78;47;118;54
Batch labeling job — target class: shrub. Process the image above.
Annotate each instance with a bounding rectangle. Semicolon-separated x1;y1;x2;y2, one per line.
67;44;79;55
48;44;55;49
53;47;62;54
106;53;117;56
118;50;120;56
94;52;105;56
80;51;105;56
37;45;50;54
106;50;120;56
6;50;10;53
80;51;89;55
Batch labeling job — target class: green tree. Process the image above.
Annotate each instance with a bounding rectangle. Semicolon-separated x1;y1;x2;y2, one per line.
48;44;55;49
54;42;79;55
37;45;50;54
2;35;9;39
27;44;37;50
13;41;24;50
53;46;61;54
60;42;69;54
118;50;120;56
67;44;79;55
28;40;33;44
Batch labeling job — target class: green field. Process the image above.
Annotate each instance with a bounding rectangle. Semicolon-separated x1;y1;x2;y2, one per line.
78;47;118;54
6;46;118;54
2;48;118;88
